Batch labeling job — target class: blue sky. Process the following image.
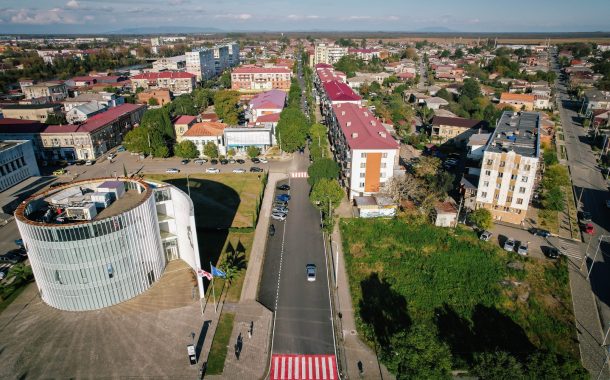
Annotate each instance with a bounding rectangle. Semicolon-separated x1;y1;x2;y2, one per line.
0;0;608;34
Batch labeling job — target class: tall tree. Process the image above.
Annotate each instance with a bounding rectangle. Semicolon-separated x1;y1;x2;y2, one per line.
174;140;199;159
203;141;219;158
307;158;340;186
213;90;241;125
275;107;309;152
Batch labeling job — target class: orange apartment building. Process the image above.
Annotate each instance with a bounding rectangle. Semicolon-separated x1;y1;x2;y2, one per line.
230;66;292;93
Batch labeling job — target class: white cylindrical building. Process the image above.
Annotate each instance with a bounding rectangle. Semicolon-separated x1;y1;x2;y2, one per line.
15;178;167;311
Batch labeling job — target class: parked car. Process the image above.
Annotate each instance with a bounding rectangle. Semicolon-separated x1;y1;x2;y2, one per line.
53;169;66;176
236;159;245;164
229;159;236;164
210;159;219;165
117;146;126;153
606;200;610;209
232;168;246;173
274;201;288;207
529;228;551;237
166;168;180;173
583;223;595;235
49;182;65;189
479;231;492;241
220;159;229;165
543;246;562;259
259;158;268;164
271;212;287;221
108;153;117;160
0;270;6;280
251;157;260;163
579;211;592;223
517;242;529;256
503;238;516;252
74;160;85;166
276;194;291;202
250;167;263;173
194;159;208;165
181;159;190;165
272;206;289;214
206;167;220;174
306;264;316;282
269;224;275;236
85;160;94;166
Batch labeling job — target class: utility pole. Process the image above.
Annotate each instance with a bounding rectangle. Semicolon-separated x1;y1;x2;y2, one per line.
454;195;464;228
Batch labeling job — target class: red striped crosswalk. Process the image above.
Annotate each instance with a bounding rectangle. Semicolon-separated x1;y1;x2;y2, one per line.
290;171;309;178
270;354;338;380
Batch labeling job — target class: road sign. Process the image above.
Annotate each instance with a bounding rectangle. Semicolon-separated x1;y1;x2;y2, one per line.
270;354;337;380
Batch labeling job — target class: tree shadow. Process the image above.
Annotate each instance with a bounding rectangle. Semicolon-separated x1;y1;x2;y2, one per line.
359;272;412;346
435;303;535;366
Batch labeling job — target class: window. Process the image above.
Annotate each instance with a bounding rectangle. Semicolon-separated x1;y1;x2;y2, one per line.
485;170;491;176
360;163;366;168
519;187;526;194
494;193;499;199
486;159;493;165
521;176;528;183
359;182;365;187
511;174;517;180
382;152;388;158
360;173;365;178
516;198;524;205
381;172;386;178
107;263;114;279
381;163;387;168
481;192;487;197
509;185;515;191
507;196;513;202
498;172;503;178
483;181;489;187
500;161;506;167
360;153;367;158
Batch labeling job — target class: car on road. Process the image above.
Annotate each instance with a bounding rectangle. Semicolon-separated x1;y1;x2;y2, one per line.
274;200;288;207
259;158;268;164
579;211;592;223
49;182;64;189
53;169;67;176
232;168;246;173
277;184;290;191
271;212;287;221
210;159;219;165
306;264;316;282
517;242;529;256
181;159;190;165
85;160;94;166
194;159;208;165
206;167;220;173
503;238;516;252
166;168;180;173
269;224;275;236
479;231;492;241
0;270;6;280
529;228;551;237
236;159;245;164
74;160;85;166
108;153;117;160
276;194;291;202
220;159;229;165
583;223;595;235
250;167;263;173
251;157;260;163
117;146;126;152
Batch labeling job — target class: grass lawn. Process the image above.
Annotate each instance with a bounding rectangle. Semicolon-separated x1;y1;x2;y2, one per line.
209;231;254;302
538;208;559;234
341;218;583;376
206;311;235;375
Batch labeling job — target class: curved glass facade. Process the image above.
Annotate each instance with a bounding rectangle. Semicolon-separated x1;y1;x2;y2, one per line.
16;181;165;311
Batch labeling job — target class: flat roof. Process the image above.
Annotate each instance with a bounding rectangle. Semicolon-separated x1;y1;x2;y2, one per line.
486;111;539;157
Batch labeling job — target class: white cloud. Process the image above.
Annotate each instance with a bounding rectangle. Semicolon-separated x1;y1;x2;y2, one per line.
287;14;321;20
66;0;79;9
84;15;94;21
169;0;189;4
10;8;79;25
214;13;252;20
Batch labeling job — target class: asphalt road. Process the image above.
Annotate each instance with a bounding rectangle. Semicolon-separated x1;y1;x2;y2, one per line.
552;55;610;331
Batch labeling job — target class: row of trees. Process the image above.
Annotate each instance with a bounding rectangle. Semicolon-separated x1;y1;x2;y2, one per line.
275;80;310;152
333;55;386;78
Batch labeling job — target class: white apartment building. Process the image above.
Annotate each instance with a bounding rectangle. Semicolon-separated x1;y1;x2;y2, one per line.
0;140;40;192
185;48;215;81
475;112;540;225
312;44;349;65
152;55;186;72
214;45;230;75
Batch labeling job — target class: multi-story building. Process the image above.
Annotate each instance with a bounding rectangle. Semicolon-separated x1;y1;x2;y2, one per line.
584;89;610;112
23;81;68;102
230;66;292;93
348;48;381;62
499;93;535;111
182;122;228;156
0;103;62;123
0;140;40;192
329;103;400;199
225;42;240;67
312;43;348;65
130;72;196;95
173;115;198;142
430;116;487;144
186;48;215;81
213;45;230;75
65;102;107;124
15;177;203;311
63;92;124;112
475;111;540;225
319;80;362;123
248;89;286;122
152;55;186;72
137;89;172;106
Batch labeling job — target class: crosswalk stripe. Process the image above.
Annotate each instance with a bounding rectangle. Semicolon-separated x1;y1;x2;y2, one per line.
290;171;309;178
271;354;338;380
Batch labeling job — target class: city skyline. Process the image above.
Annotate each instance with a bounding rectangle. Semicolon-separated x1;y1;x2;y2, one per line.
0;0;609;34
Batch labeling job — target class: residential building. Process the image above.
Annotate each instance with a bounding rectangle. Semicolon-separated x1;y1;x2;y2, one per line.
467;133;492;160
312;44;348;65
225;42;240;67
174;115;198;142
213;45;230;75
320;80;362;123
348;48;381;62
354;195;397;218
63;92;124;112
23;81;68;102
137;90;172;106
185;48;215;81
328;103;400;199
430;116;488;144
499;93;535;111
152;55;186;72
224;125;276;154
230;66;292;93
65;102;106;124
475;111;540;225
0;103;62;122
130;72;196;95
433;201;458;227
182;122;227;156
0;140;40;192
584;89;610;112
346;72;390;89
424;97;449;110
0;119;46;159
15;177;203;311
248;89;286;122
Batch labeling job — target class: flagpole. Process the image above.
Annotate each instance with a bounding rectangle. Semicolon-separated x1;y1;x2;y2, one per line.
210;262;217;313
200;280;205;317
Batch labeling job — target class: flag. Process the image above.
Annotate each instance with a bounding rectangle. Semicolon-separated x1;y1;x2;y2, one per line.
211;265;226;278
197;269;212;280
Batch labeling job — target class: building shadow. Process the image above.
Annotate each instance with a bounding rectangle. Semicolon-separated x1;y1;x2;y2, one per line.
2;176;57;214
588;240;610;310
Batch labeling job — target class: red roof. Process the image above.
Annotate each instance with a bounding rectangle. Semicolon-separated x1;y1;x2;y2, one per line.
132;72;196;80
332;103;399;150
70;76;98;83
232;66;291;74
255;113;281;123
314;63;334;70
43;104;145;134
323;80;361;103
317;69;345;83
174;115;197;125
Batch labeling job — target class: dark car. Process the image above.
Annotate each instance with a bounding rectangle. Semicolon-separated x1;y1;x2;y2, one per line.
530;228;551;237
579;211;592;223
210;159;219;165
543;246;562;259
251;157;260;163
6;248;26;257
269;224;275;236
236;159;245;164
220;159;229;165
250;167;263;173
276;194;291;202
181;159;190;165
277;184;290;191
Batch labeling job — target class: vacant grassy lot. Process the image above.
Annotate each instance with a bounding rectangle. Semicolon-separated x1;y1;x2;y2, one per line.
206;312;235;375
341;218;584;377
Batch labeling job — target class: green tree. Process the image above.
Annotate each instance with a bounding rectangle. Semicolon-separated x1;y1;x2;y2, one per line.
471;351;524;380
542;165;570;189
213;90;241;124
415;156;441;178
192;88;214;111
46;112;68;125
170;94;196;116
543;150;559;166
246;146;261;158
526;351;588;380
276;107;309;152
148;97;159;106
440;50;451;58
140;108;174;140
543;186;564;211
468;208;493;230
174;140;199;159
123;125;169;157
8;263;33;283
227;148;236;157
383;326;452;380
310;178;344;230
203;141;219;158
460;78;482;100
307;158;340;186
219;70;231;89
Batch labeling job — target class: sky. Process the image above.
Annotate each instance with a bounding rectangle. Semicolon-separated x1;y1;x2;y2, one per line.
0;0;609;34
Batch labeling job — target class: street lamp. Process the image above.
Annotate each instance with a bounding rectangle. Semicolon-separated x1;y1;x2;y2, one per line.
331;240;339;289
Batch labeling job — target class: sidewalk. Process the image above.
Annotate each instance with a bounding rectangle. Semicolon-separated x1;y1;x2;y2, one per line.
330;198;395;380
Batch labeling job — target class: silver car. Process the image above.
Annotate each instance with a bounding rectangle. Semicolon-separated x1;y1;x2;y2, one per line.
271;212;286;221
517;242;528;256
503;238;516;252
306;264;316;282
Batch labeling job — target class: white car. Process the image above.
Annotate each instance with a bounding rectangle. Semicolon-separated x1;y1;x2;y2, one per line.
259;158;268;164
166;168;180;173
232;168;246;173
206;167;220;173
108;153;117;159
85;160;94;166
271;212;287;221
